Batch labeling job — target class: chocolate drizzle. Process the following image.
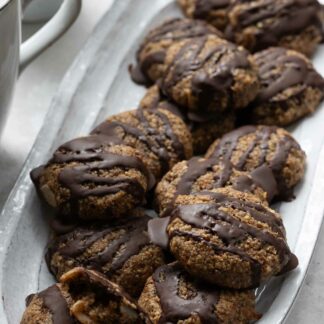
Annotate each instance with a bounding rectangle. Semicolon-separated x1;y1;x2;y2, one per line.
131;18;221;85
91;108;185;176
46;216;151;277
169;191;294;287
253;47;324;103
31;134;155;217
226;0;323;51
207;125;303;197
152;263;219;323
194;0;231;19
161;35;250;110
37;285;74;324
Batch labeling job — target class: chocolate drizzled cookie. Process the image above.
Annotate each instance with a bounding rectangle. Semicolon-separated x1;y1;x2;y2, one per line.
30;135;155;220
245;47;324;126
155;158;277;216
139;262;261;324
91;107;193;180
178;0;233;31
160;35;259;114
21;267;148;324
206;125;306;199
226;0;323;56
160;188;297;289
46;212;165;297
140;84;236;154
130;18;222;85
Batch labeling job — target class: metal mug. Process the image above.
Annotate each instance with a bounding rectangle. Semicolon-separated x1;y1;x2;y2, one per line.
0;0;82;135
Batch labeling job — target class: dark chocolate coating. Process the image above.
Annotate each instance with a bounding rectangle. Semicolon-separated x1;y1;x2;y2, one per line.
91;108;186;177
206;125;304;198
152;263;219;323
226;0;323;52
168;191;296;287
130;18;222;85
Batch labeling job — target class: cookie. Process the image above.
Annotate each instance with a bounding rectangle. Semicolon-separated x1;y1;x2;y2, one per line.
140;84;236;154
160;35;259;114
30;135;154;221
21;268;147;324
245;47;324;126
130;18;222;85
177;0;233;31
206;125;306;200
164;188;298;289
138;262;261;323
226;0;323;56
46;212;165;297
155;158;277;216
91;107;193;180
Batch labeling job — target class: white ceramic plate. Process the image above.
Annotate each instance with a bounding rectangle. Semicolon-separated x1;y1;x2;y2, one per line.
0;0;324;323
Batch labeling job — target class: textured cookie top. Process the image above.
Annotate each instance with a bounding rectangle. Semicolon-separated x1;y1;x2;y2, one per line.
252;47;324;103
46;214;153;277
161;34;257;112
167;189;296;286
131;18;222;84
206;125;306;197
226;0;323;51
91;108;192;179
155;157;277;217
30;135;155;218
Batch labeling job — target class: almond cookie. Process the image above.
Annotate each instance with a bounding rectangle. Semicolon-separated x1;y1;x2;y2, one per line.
246;47;324;126
206;125;306;200
140;84;235;154
46;212;165;297
155;158;277;216
138;262;261;323
21;267;147;324
30;135;154;221
160;35;259;114
91;108;192;180
226;0;323;56
164;188;298;289
130;18;222;85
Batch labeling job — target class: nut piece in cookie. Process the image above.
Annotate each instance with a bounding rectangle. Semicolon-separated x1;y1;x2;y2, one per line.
226;0;323;56
161;35;259;114
177;0;233;31
206;125;306;200
155;158;277;216
140;84;235;155
246;47;324;126
130;18;222;85
30;135;154;221
46;211;165;297
166;188;298;289
138;262;261;324
91;108;193;180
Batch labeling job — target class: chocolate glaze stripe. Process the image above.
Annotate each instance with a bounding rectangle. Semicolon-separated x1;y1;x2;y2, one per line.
194;0;231;18
153;263;219;323
254;48;324;103
174;201;290;267
47;217;151;276
198;190;285;237
38;285;74;324
171;229;262;287
227;0;323;50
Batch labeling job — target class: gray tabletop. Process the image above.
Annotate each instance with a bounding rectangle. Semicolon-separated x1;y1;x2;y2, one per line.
0;1;323;322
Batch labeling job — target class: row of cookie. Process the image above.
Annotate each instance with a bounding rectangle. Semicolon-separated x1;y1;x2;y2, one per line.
131;18;324;153
178;0;324;56
21;265;260;323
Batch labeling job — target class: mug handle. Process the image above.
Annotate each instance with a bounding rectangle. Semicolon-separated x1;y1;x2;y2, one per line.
20;0;82;71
